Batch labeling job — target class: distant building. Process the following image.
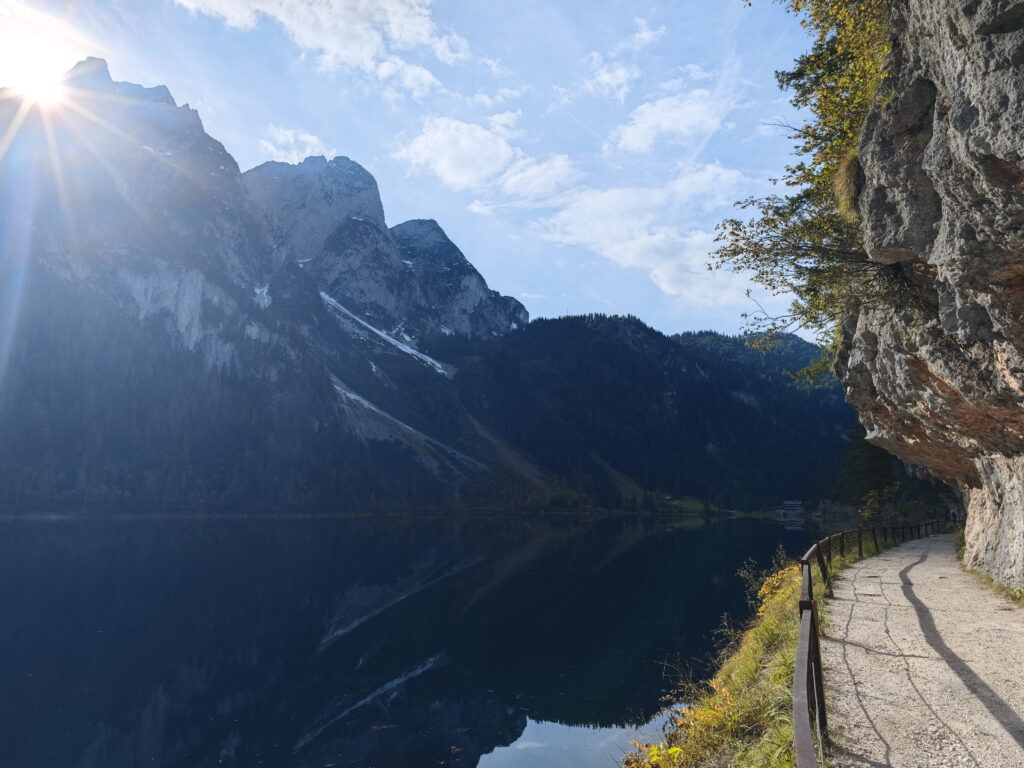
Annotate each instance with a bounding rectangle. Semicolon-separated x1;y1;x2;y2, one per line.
775;499;805;530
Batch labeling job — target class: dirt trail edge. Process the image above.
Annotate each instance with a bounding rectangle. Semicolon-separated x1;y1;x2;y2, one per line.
822;533;1024;768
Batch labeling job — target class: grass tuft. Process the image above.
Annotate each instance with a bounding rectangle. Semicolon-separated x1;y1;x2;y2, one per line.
954;527;1024;607
833;148;863;223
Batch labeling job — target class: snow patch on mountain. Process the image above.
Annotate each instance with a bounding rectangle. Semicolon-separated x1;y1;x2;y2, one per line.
330;376;484;473
321;292;450;376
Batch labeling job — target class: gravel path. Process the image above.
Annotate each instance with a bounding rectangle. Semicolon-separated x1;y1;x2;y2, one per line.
821;534;1024;768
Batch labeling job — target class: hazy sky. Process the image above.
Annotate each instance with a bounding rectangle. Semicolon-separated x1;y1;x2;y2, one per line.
0;0;811;335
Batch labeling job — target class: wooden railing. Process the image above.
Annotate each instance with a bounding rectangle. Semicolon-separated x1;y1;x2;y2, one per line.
792;519;951;768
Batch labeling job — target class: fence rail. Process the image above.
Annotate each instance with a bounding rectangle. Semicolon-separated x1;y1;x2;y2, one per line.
792;518;954;768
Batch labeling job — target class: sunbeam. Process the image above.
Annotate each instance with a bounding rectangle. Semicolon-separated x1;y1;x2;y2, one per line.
0;141;36;390
0;1;94;101
0;96;31;162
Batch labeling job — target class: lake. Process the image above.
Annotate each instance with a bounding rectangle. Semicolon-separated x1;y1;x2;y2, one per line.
0;514;808;768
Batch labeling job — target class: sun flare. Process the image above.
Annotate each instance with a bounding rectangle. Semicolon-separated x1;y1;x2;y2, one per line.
2;41;71;108
0;3;91;108
14;70;66;107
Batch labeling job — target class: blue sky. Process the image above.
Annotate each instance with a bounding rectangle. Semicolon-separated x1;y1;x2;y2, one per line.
1;0;811;335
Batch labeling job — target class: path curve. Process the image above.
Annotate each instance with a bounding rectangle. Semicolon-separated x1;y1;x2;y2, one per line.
822;534;1024;768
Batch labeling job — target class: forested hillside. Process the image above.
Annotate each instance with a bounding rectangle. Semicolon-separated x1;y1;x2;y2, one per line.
427;315;855;510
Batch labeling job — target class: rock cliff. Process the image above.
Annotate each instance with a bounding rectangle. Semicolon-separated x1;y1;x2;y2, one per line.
242;159;527;340
837;0;1024;586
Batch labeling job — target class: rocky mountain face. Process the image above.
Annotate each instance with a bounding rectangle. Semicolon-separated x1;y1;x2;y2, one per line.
1;58;852;513
837;0;1024;585
242;158;528;339
0;58;523;511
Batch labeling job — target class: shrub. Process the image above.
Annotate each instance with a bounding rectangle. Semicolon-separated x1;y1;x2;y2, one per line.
715;1;894;354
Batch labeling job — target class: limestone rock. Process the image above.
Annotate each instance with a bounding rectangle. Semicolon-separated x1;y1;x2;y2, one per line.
838;0;1024;586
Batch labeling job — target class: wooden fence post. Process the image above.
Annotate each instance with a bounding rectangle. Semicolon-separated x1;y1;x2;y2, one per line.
815;546;832;595
810;600;829;738
840;531;846;558
872;527;879;555
857;528;863;558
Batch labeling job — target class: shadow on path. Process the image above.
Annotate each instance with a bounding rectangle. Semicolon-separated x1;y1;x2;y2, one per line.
900;556;1024;748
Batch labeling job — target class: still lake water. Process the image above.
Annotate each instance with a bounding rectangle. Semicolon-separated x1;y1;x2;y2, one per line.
0;515;808;768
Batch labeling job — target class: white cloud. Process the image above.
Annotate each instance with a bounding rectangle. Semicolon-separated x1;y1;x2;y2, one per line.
259;124;337;163
468;86;524;108
395;116;579;202
393;116;516;190
482;57;509;76
500;154;580;200
573;19;665;104
375;56;440;99
488;110;523;139
538;163;750;304
467;199;495;215
614;18;666;53
679;63;713;82
610;90;728;153
657;64;714;93
175;0;466;97
582;52;639;103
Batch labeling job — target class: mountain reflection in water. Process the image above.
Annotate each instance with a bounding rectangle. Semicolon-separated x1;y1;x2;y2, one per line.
0;514;808;768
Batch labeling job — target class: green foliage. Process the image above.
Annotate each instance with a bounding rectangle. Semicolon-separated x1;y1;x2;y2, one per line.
738;545;792;612
860;481;901;521
715;0;895;350
965;563;1024;607
830;426;950;520
773;0;891;187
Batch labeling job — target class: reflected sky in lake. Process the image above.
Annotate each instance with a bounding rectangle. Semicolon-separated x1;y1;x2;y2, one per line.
480;714;671;768
0;514;807;767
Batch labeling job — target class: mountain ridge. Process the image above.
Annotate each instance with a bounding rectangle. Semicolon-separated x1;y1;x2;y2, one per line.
0;58;854;513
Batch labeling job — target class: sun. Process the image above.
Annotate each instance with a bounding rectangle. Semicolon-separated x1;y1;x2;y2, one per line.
3;43;71;108
14;68;66;107
0;5;86;109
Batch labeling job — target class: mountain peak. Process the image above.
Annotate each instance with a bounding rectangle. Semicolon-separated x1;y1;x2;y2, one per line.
391;219;446;245
391;219;469;271
62;57;177;106
242;152;388;259
64;57;112;87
